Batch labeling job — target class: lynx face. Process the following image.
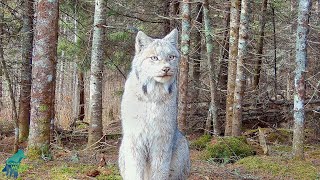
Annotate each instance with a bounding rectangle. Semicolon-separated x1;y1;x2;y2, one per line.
132;29;180;85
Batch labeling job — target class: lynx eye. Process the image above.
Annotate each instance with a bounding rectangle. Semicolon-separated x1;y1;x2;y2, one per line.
168;55;176;61
150;56;159;61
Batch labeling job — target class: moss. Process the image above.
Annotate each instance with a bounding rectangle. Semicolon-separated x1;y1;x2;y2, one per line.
27;145;51;160
39;104;49;112
76;122;88;130
267;129;292;144
18;163;29;174
190;134;211;150
272;145;292;152
237;156;282;174
204;136;254;163
27;147;42;160
50;165;78;180
309;149;320;157
237;156;319;179
97;165;121;180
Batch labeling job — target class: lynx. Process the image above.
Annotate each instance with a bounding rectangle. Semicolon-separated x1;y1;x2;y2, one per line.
118;29;190;180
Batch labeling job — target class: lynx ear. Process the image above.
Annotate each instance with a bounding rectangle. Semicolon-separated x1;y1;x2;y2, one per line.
163;29;178;47
135;31;153;53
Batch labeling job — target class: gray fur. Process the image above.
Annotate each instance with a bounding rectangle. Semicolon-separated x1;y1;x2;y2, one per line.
119;29;190;180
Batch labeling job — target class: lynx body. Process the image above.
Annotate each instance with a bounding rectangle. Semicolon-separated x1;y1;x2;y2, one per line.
118;29;190;180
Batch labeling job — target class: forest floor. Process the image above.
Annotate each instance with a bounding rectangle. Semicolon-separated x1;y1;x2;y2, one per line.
1;122;320;180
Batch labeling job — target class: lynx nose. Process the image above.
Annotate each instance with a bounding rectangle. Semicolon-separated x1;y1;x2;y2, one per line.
162;67;170;73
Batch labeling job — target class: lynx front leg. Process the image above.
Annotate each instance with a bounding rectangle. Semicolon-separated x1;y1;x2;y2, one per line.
169;132;191;180
119;138;146;180
149;142;173;180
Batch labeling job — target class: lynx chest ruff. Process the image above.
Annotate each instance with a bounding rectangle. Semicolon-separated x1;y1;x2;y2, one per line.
118;29;190;180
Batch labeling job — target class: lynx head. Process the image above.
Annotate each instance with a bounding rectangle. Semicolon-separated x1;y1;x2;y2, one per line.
132;29;180;89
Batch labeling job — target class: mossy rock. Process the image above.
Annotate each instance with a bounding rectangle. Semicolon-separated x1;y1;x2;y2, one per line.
190;134;212;150
204;136;254;163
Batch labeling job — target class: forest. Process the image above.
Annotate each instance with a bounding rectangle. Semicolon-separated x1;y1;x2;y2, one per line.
0;0;319;179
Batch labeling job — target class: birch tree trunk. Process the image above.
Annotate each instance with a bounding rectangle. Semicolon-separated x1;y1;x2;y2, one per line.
18;0;34;142
225;0;241;136
292;0;311;160
252;0;267;90
28;0;59;157
232;0;251;136
88;0;106;146
178;0;191;133
0;5;19;152
203;0;220;135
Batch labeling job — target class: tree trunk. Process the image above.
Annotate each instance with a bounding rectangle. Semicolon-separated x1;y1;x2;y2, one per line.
0;5;19;152
72;5;79;124
252;0;267;90
272;6;277;94
55;57;64;126
292;0;311;160
78;71;85;122
193;2;202;100
225;0;241;136
0;67;2;107
0;15;2;108
178;0;191;133
203;0;220;135
232;0;251;137
72;63;79;123
88;0;106;146
18;0;34;143
28;0;59;158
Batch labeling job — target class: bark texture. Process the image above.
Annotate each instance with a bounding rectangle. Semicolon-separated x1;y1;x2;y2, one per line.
292;0;311;160
203;0;220;135
225;0;240;136
28;0;59;157
252;0;267;89
88;0;106;146
178;0;191;132
232;0;251;136
19;0;34;142
78;71;85;122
